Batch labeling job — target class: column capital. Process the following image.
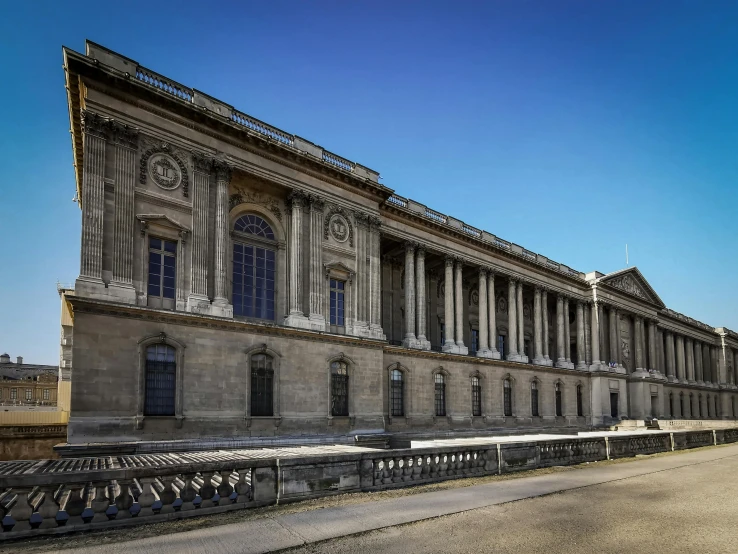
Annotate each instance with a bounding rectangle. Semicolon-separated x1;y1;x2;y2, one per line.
404;241;418;253
287;189;307;210
354;210;370;228
478;267;488;279
80;109;110;139
368;215;382;229
444;256;455;268
308;193;326;212
108;120;139;149
213;160;232;183
192;152;213;174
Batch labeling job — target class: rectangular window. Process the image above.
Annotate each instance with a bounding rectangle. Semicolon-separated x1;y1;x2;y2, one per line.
471;329;479;354
10;389;17;400
610;392;619;418
472;379;482;417
651;395;658;418
233;244;276;321
43;389;50;401
148;237;177;309
329;279;346;331
577;387;583;417
524;339;531;360
498;335;506;359
555;389;562;417
440;323;445;347
390;370;404;417
503;382;512;417
531;388;539;417
25;389;32;401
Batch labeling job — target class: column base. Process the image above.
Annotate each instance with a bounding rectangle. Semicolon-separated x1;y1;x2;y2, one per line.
668;375;677;383
556;360;574;369
477;349;501;360
533;356;547;366
308;313;327;332
589;362;605;372
107;281;138;304
631;369;650;378
402;336;431;350
283;312;312;329
186;293;211;314
680;378;689;385
696;380;704;386
576;361;588;371
688;379;697;385
443;343;468;355
369;323;387;341
508;353;528;363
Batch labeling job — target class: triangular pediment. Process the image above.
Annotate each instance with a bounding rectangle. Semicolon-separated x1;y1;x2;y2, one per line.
136;214;191;232
598;267;665;308
324;261;355;277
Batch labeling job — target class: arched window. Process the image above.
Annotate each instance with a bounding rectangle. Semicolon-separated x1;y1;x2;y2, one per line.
688;393;694;419
390;369;404;417
471;376;481;417
531;381;539;417
732;397;736;419
669;393;674;419
233;214;276;321
435;373;446;417
555;383;562;417
251;353;274;416
706;395;711;418
680;393;685;418
144;344;176;416
576;384;583;417
330;361;349;417
503;378;512;417
714;396;719;419
699;395;704;418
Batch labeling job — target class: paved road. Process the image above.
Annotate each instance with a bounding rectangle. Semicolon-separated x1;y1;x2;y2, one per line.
15;444;738;554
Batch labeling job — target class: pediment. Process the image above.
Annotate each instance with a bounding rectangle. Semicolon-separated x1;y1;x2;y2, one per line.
136;213;191;233
324;261;354;278
598;267;665;308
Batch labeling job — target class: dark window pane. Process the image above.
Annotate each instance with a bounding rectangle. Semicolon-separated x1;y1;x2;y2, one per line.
164;240;177;253
149;237;161;250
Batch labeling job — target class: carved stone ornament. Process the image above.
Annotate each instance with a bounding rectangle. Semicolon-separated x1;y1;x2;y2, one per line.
323;204;354;247
140;143;189;198
609;274;647;300
523;304;532;321
497;296;507;314
470;290;479;306
192;152;213;174
214;160;232;183
108;120;139;149
229;186;283;221
621;339;630;361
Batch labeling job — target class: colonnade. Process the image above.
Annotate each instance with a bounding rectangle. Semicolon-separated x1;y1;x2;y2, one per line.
661;330;719;386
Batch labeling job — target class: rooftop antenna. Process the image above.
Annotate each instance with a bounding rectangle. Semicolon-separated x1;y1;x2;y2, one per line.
626;244;629;267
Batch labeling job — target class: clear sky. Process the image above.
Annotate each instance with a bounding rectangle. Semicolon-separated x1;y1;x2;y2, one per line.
1;1;737;364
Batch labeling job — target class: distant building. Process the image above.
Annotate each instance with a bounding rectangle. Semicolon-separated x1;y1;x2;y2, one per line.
0;354;59;407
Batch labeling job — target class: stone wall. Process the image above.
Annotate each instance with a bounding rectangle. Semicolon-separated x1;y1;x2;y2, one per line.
0;425;66;461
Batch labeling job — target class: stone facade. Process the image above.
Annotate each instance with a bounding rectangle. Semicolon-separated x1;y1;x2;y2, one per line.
0;354;59;407
60;41;738;444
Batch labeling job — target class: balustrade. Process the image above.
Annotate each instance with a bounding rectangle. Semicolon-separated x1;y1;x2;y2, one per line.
231;110;294;145
135;67;193;101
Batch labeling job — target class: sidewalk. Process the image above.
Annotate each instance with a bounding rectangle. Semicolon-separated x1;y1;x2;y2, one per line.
38;443;738;554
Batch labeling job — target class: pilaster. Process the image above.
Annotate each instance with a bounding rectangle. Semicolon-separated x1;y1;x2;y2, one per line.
685;337;695;383
564;297;571;364
533;286;546;365
210;160;233;318
507;277;522;361
284;189;310;328
476;269;491;357
589;300;602;371
485;270;501;359
695;340;704;384
368;216;385;339
576;301;586;370
609;307;619;367
187;153;212;312
307;195;327;331
453;259;468;355
516;280;527;363
542;288;551;364
442;257;457;352
666;332;676;382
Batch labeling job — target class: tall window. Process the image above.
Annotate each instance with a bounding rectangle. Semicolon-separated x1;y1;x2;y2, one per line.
434;373;446;416
524;339;531;360
390;369;404;417
233;215;276;321
440;323;445;347
144;344;176;416
699;395;704;418
329;279;346;332
471;329;479;354
531;381;539;417
25;389;32;401
669;393;674;418
251;354;274;417
576;385;583;417
147;237;177;309
555;383;562;417
471;376;481;417
43;389;50;401
330;361;349;416
680;393;686;418
498;335;507;359
714;396;719;419
503;378;512;417
10;388;16;400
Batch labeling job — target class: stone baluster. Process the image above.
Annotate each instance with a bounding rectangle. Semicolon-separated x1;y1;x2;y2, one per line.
114;480;134;519
556;293;565;367
402;242;416;347
157;476;177;513
415;247;429;349
675;335;685;382
442;257;456;351
590;301;601;370
564;297;571;364
64;483;87;525
90;481;112;523
609;307;619;367
508;278;519;360
8;487;35;532
285;190;307;327
235;468;253;502
36;485;60;528
199;472;217;508
217;470;235;504
685;338;695;383
211;161;232;315
109;121;138;300
188;154;212;309
577;300;587;371
454;260;467;354
517;280;526;361
78;111;107;286
308;196;326;329
542;288;550;363
533;286;544;364
137;477;158;518
477;269;489;357
488;271;500;359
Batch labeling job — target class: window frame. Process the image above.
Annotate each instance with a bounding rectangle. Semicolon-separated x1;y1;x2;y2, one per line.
138;216;188;312
136;333;185;429
555;382;563;417
388;364;407;419
329;358;350;417
531;380;539;417
244;345;282;422
503;377;513;417
232;215;278;322
329;278;347;333
471;375;482;417
576;384;584;417
434;372;447;417
144;343;178;417
146;236;178;310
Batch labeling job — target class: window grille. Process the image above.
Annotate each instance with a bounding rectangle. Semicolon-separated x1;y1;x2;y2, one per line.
390;369;404;416
251;354;274;417
434;373;446;416
577;385;583;417
234;214;275;239
147;237;177;309
503;379;512;417
144;344;176;416
471;376;481;417
330;279;346;330
531;381;539;417
555;383;562;417
330;361;349;416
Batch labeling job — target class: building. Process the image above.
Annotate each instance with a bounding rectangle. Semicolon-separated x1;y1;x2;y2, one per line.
60;41;738;445
0;354;59;407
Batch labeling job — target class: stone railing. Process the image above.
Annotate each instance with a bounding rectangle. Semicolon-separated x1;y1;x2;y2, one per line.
387;194;408;208
135;66;193;102
231;110;294;146
1;430;736;539
322;150;355;172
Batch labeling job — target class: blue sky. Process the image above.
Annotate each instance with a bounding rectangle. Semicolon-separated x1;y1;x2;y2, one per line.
1;1;737;364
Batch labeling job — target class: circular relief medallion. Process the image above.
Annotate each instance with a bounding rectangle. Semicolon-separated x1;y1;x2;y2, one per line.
148;153;182;190
329;214;350;243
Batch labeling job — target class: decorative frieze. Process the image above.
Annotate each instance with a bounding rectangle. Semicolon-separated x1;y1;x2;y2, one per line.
139;142;189;198
228;186;282;221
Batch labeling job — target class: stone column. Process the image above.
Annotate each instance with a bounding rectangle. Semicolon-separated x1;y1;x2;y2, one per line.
402;242;416;347
211;161;233;317
533;286;545;365
598;303;606;366
354;213;368;328
414;247;430;349
646;320;656;372
109;121;138;302
734;350;738;387
368;217;384;338
454;260;467;353
675;335;686;382
517;281;526;362
609;308;619;366
308;195;326;330
665;332;675;381
487;272;500;359
556;294;565;367
77;111;107;288
685;338;695;383
702;344;712;384
542;289;550;363
477;269;489;357
188;154;211;309
508;278;519;360
710;346;719;385
658;329;666;374
284;190;308;327
576;301;586;370
695;341;704;384
634;317;645;372
590;301;601;370
442;257;455;351
564;297;571;364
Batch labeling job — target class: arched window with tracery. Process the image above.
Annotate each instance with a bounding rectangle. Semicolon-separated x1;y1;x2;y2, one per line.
331;361;349;416
471;376;481;417
251;353;274;416
390;368;404;417
233;214;276;321
503;378;512;417
435;373;446;416
555;382;562;417
144;344;176;416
